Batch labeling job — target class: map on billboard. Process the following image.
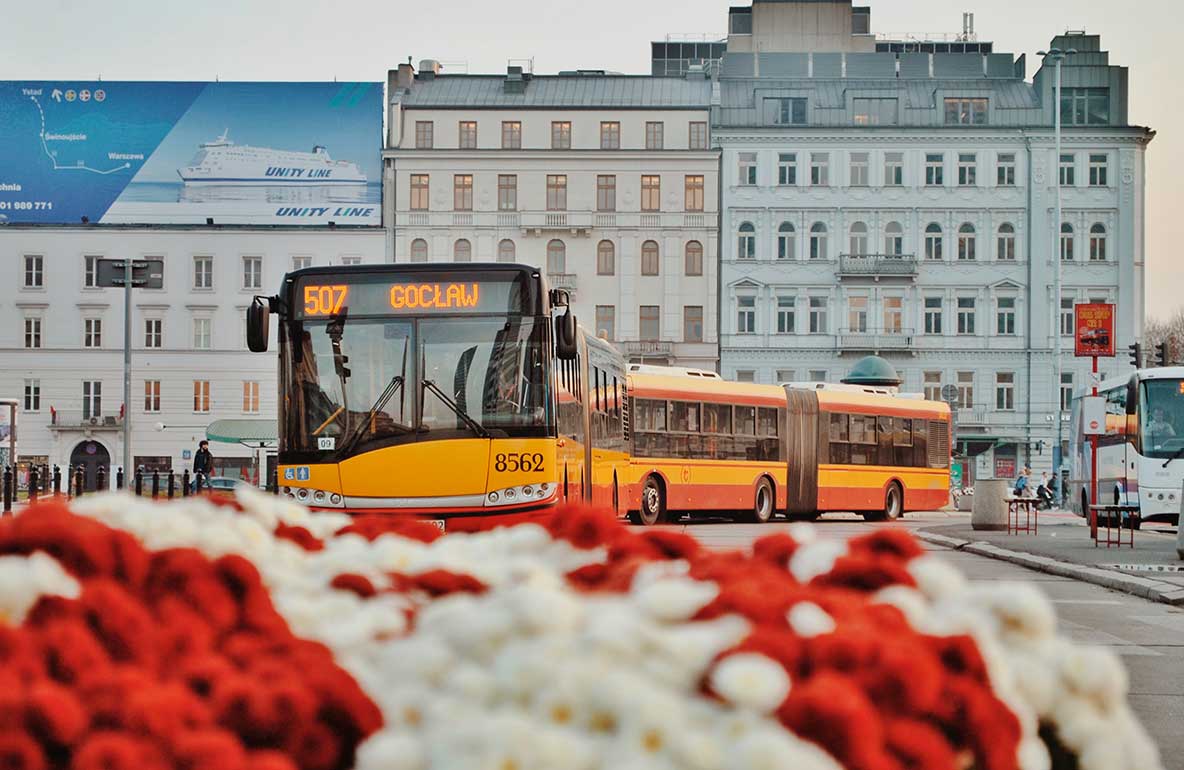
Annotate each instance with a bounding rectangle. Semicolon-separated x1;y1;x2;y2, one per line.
0;81;382;226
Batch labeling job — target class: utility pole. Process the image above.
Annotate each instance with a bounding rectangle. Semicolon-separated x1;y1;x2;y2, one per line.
123;256;132;479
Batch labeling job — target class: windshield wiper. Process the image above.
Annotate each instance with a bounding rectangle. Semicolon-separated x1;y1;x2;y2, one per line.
336;375;408;457
1162;445;1184;468
422;379;491;438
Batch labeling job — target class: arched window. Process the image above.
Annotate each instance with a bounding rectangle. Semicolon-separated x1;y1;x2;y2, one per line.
849;221;869;256
497;239;516;263
641;240;660;275
957;223;976;261
1060;223;1074;261
685;241;703;276
809;222;828;260
737;222;756;260
410;238;428;263
924;223;943;260
546;239;566;274
996;223;1016;261
777;222;796;260
453;239;472;262
1089;223;1107;261
597;240;615;275
884;221;903;257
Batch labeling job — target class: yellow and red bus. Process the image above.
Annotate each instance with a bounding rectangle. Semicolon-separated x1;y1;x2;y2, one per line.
246;263;627;529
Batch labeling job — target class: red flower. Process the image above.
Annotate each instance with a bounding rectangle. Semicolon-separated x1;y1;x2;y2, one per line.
78;579;159;665
284;722;341;770
71;731;170;770
24;680;89;747
848;529;926;562
215;556;289;637
176;655;237;700
927;635;990;685
389;570;487;598
634;529;701;560
124;683;213;744
170;729;248;770
329;574;377;599
0;505;120;579
35;619;112;686
273;524;324;552
751;532;802;565
779;672;891;770
854;638;943;715
544;505;625;550
335;516;442;544
0;627;45;684
884;719;958;770
811;554;915;593
77;666;156;729
0;731;46;770
247;751;301;770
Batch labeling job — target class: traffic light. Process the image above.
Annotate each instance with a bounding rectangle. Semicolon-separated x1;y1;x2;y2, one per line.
1155;341;1169;367
1129;343;1142;368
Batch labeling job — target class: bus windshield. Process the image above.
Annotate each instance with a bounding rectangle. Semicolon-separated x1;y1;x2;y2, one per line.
1140;379;1184;458
282;314;550;456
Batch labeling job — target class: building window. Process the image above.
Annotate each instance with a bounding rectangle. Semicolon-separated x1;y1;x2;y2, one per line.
883;296;904;333
600;121;621;150
1059;153;1075;186
997;296;1017;335
410;174;430;210
497;175;517;211
997;153;1016;186
884;221;903;256
776;369;796;384
597;240;616;275
501;121;521;150
738;153;757;185
1060;223;1075;261
144;380;161;413
956;371;974;409
23;379;40;412
852;97;898;125
810;152;829;186
83;381;102;420
771;98;807;125
193;317;212;350
141;317;161;349
551;121;571;149
84;318;103;348
242;256;262;290
689;122;708;150
736;370;756;383
497;240;516;263
849;152;869;186
1061;297;1075;336
292;256;312;271
849;221;869;256
193;381;210;413
684;305;704;342
597;175;616;211
639;305;660;341
546;175;567;210
340;256;363;267
641;241;660;276
1061;372;1075;411
682;241;703;277
923;372;943;402
776;296;796;334
925;153;944;186
84;256;101;288
547;240;566;274
944;97;988;125
1089;223;1108;261
415;121;433;149
684;175;704;211
645;122;664;150
1061;87;1109;126
453;174;473;210
24;317;42;349
777;222;796;260
595;306;616;340
997;223;1016;261
737;223;756;260
957;153;977;186
410;239;429;263
809;370;828;383
957;223;977;261
737;296;756;333
192;255;213;289
243;381;260;414
23;255;44;288
1089;153;1108;186
458;121;477;149
809;222;828;260
847;296;868;333
957;297;976;335
884;152;904;186
996;372;1015;411
777;153;797;186
924;296;943;334
924;223;943;260
454;239;472;262
809;297;828;333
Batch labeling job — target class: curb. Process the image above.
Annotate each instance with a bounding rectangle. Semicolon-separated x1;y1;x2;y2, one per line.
916;531;1184;606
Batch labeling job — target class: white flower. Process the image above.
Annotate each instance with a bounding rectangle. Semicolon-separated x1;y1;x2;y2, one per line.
786;522;818;546
634;576;719;622
972;582;1057;641
788;539;847;583
787;602;836;638
354;732;426;770
709;653;791;714
1017;736;1053;770
724;727;843;770
0;552;80;624
1059;645;1129;707
907;555;968;600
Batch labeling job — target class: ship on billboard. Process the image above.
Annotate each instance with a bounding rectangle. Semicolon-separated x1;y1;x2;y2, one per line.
177;130;367;186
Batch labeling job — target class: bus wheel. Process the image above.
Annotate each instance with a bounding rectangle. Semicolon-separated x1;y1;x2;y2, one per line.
883;482;904;521
636;476;667;526
748;478;775;524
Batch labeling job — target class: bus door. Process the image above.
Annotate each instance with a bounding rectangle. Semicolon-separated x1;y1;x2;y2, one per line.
784;388;820;515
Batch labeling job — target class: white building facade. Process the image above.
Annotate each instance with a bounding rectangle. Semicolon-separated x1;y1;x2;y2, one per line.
385;64;721;369
715;5;1152;477
0;227;385;486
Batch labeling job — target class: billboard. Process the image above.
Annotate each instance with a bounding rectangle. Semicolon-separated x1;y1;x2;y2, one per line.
0;81;382;226
1074;303;1116;358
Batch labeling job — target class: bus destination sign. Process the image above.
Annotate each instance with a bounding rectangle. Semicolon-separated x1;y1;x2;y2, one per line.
1074;303;1116;358
294;276;525;319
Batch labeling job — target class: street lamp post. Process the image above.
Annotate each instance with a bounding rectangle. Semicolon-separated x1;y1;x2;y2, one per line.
1039;47;1076;506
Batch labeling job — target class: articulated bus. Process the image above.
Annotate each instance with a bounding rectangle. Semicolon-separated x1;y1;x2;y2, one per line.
247;263;627;528
1069;367;1184;525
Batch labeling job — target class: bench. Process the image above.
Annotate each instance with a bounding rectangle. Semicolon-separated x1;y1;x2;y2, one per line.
1089;504;1140;549
1005;497;1038;535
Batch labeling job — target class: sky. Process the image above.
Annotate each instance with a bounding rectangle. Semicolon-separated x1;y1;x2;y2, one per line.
2;0;1177;319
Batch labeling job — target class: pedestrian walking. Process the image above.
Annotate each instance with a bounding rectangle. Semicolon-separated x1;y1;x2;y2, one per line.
193;440;213;491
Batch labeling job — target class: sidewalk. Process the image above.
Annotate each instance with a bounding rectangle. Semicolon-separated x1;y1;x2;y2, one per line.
919;511;1184;605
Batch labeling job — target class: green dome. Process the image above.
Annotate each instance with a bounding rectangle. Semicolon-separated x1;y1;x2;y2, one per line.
842;356;902;387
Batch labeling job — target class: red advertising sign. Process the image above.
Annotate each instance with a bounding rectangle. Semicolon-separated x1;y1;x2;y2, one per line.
1074;303;1116;358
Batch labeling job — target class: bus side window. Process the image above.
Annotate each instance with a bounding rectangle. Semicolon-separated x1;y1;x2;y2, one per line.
913;419;929;468
830;413;850;464
878;416;895;466
895;418;913;467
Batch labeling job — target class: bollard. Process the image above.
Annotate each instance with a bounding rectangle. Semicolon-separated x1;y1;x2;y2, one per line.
52;465;61;496
28;466;39;504
75;465;86;498
2;466;12;514
116;466;125;491
96;465;107;492
268;466;279;495
134;467;144;497
167;471;176;499
151;470;160;499
41;465;49;496
182;470;191;497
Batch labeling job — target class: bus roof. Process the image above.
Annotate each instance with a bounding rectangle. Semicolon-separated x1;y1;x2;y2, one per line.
816;389;951;420
1094;367;1184;394
628;373;786;407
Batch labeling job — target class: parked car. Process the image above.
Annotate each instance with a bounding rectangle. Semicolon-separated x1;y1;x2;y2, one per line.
192;475;245;495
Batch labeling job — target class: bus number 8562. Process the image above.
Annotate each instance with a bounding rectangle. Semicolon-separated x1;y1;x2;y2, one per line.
495;453;545;473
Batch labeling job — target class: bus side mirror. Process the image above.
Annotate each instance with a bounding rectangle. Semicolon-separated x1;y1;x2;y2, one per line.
247;298;271;353
555;309;578;360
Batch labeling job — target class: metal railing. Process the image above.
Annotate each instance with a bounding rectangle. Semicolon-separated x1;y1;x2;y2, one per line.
547;273;578;292
397;210;714;232
47;411;124;430
838;328;915;350
621;340;675;356
838;254;919;277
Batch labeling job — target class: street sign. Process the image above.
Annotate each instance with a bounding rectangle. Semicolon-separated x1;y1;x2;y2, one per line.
1082;396;1106;436
940;384;959;404
96;259;165;290
1074;303;1116;358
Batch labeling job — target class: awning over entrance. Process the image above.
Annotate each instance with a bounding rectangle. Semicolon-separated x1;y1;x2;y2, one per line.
206;419;277;446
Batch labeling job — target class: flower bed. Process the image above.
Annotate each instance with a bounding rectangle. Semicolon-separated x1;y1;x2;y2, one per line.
0;490;1163;770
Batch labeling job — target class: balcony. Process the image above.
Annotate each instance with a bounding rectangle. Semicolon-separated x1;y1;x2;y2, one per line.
452;212;474;227
838;254;919;281
522;211;592;235
405;212;430;227
956;406;991;427
837;328;915;352
496;213;521;228
639;213;661;229
547;273;578;295
621;340;675;360
48;411;124;431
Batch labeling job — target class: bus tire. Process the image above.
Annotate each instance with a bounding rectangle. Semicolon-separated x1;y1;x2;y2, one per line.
635;475;667;526
747;478;775;524
883;482;904;521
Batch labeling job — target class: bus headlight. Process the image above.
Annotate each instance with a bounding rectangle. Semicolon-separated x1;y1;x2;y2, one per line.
485;482;557;507
290;488;345;509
